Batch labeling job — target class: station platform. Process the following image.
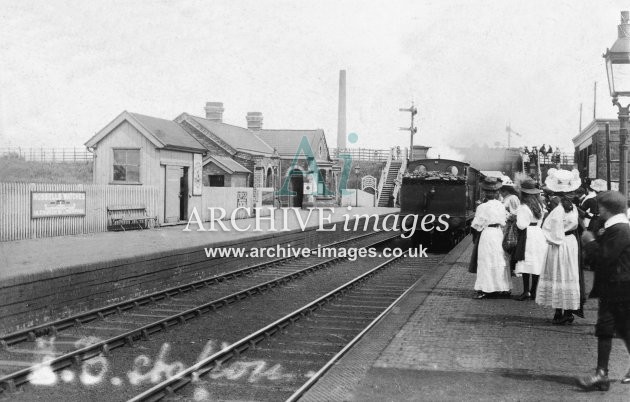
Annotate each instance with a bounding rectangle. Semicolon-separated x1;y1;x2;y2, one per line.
0;207;396;282
0;207;398;333
302;236;630;401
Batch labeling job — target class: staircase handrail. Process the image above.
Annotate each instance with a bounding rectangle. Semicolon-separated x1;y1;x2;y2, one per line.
377;149;393;205
392;155;407;207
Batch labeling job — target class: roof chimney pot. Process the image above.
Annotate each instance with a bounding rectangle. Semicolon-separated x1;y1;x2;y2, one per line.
246;112;263;131
205;102;224;122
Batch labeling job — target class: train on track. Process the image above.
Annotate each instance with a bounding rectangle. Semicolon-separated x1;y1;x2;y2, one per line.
399;158;483;249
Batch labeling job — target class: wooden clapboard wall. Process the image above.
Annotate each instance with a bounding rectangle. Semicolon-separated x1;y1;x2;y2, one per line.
0;183;159;242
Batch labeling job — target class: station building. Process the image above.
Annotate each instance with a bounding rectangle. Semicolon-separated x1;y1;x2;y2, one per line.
572;118;624;191
257;129;334;207
85;111;207;224
85;102;335;225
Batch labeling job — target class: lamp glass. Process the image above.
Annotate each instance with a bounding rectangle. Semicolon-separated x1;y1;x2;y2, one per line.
606;56;615;96
606;58;630;97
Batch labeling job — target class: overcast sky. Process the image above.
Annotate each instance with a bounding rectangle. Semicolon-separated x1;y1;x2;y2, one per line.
0;0;628;154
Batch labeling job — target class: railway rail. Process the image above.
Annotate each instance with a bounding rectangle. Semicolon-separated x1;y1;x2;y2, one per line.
130;250;443;401
0;230;399;397
0;230;389;348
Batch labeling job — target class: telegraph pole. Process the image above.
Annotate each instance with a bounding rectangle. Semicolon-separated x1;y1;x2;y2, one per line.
399;103;418;160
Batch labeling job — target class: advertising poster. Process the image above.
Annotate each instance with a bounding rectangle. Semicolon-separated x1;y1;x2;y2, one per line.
31;192;86;218
192;153;202;196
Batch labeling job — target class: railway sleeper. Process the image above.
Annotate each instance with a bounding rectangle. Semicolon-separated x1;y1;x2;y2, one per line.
2;379;16;394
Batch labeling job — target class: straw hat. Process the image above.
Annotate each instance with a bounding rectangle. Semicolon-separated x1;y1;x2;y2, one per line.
500;175;515;187
544;168;581;193
590;179;607;192
519;178;540;194
480;176;503;191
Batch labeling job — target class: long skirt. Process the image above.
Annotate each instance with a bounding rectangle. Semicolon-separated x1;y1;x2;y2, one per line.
514;226;546;276
474;227;511;293
535;234;581;310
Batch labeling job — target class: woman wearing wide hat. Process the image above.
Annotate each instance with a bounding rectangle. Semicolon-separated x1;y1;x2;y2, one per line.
513;178;547;301
500;177;520;215
500;178;520;275
471;177;511;299
536;168;582;324
582;179;607;231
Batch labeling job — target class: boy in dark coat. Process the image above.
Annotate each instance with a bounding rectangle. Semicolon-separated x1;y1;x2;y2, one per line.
578;191;630;391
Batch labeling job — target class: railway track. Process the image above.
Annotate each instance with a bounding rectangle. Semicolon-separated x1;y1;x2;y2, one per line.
131;251;444;401
0;230;399;398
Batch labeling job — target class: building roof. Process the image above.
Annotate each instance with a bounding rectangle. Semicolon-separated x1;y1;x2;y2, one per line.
130;113;206;152
203;155;251;174
572;118;619;149
257;129;330;161
188;115;274;155
85;111;206;153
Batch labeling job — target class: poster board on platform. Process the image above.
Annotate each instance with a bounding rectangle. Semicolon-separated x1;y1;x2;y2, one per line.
31;192;86;218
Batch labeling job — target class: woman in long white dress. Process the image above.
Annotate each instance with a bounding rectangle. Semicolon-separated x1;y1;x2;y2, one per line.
472;177;511;299
501;179;520;275
514;178;547;301
536;168;582;324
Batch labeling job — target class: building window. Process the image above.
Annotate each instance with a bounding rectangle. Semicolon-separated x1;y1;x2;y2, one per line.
446;165;459;175
113;149;140;183
209;175;225;187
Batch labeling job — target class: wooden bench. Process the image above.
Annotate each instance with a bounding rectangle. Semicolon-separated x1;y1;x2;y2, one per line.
107;205;157;231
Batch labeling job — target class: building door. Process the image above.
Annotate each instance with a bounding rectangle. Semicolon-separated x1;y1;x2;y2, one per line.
165;166;183;223
180;167;189;221
290;173;304;208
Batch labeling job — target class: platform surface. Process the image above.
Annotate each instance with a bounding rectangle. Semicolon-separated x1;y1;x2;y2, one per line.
0;207;397;281
302;236;630;401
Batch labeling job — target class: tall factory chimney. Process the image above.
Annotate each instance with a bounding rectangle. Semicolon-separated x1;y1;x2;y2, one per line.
337;70;347;149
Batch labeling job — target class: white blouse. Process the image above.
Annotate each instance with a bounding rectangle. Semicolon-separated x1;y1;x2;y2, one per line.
516;204;542;230
472;199;507;231
542;204;578;245
503;194;520;215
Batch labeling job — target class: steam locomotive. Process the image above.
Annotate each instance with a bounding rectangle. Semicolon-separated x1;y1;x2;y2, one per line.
399;158;482;248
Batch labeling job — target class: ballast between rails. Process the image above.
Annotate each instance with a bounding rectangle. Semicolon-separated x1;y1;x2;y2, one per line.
0;231;400;395
285;253;420;401
127;250;410;402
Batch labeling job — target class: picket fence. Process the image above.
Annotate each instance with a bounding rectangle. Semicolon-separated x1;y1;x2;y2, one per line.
0;183;160;242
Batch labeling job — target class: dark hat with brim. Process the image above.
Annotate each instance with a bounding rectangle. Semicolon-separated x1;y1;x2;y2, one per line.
481;176;502;191
520;178;540;194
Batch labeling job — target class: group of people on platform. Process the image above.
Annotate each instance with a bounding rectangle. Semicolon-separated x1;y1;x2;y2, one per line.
469;170;630;391
521;145;562;164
